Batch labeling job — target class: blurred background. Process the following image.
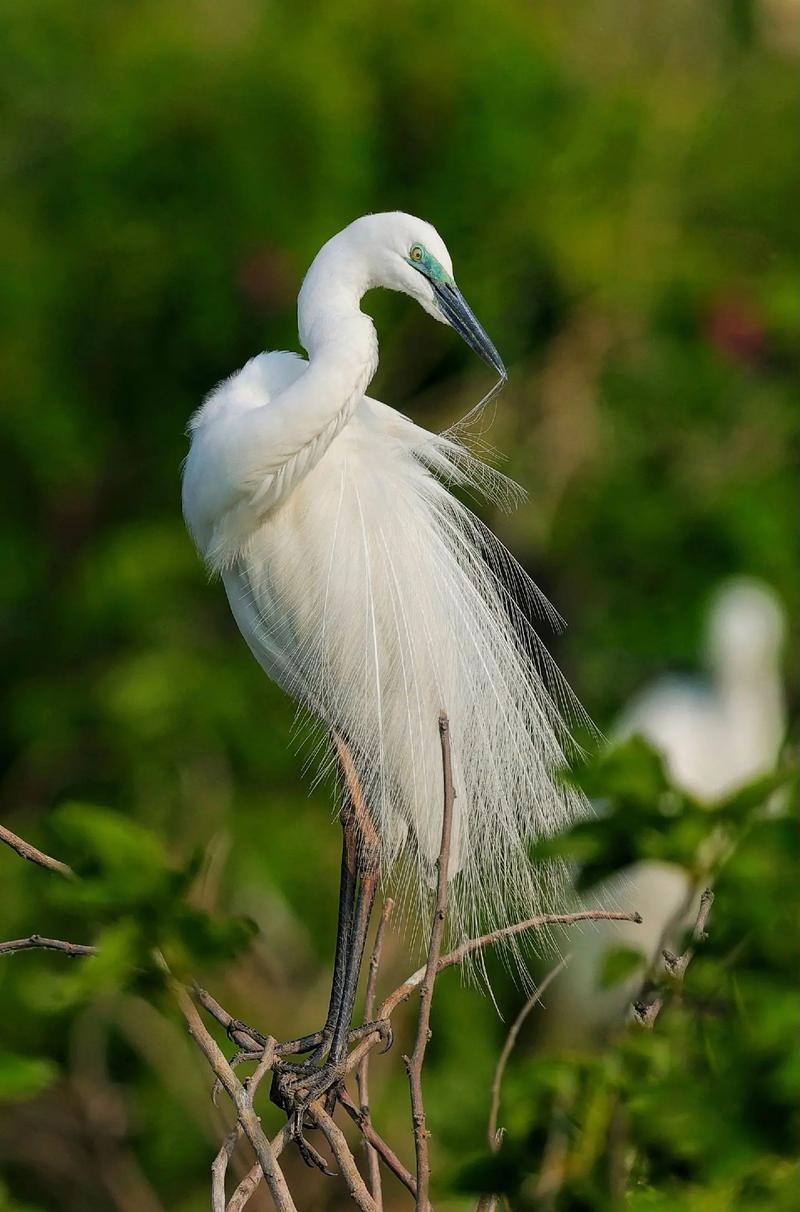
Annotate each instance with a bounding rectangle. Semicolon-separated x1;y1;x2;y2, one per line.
0;2;797;1209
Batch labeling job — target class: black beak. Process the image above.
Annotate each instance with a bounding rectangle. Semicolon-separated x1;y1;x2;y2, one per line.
431;279;507;379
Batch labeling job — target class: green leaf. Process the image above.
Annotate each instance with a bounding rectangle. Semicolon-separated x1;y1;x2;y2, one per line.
49;802;170;913
0;1051;58;1103
599;945;647;988
714;767;795;823
566;735;672;804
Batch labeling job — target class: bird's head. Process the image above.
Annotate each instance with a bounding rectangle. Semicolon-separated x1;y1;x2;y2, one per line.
706;578;786;679
302;212;506;379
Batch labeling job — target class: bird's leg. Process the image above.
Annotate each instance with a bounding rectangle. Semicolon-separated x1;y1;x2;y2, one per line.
274;733;384;1129
278;842;379;1130
272;805;358;1071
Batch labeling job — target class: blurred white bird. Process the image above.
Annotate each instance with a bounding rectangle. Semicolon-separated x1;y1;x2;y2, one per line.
182;213;584;1103
546;577;787;1042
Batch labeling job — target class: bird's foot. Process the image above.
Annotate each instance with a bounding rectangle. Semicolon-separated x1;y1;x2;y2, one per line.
269;1018;392;1133
270;1056;347;1136
352;1016;393;1053
226;1015;391;1063
225;1016;270;1050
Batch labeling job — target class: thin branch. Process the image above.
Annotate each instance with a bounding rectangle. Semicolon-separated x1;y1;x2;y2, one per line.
339;1089;427;1207
436;909;641;976
357;897;394;1210
0;823;75;879
226;1126;292;1212
633;888;714;1028
344;908;642;1078
161;964;296;1212
487;955;571;1149
216;904;638;1211
663;886;714;980
192;985;266;1055
0;934;96;958
211;1039;277;1211
404;711;455;1212
311;1104;378;1212
212;1128;241;1212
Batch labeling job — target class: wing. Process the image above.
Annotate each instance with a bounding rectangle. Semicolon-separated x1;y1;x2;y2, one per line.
182;350;307;558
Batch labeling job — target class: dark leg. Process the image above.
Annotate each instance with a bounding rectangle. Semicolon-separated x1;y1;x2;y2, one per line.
281;815;358;1063
279;833;379;1126
328;859;378;1065
326;730;382;1067
275;734;383;1128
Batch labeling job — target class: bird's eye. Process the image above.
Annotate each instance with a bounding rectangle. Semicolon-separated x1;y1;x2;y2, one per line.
409;244;424;262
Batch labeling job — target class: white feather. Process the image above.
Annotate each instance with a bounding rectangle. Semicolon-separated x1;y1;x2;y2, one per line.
182;213;588;969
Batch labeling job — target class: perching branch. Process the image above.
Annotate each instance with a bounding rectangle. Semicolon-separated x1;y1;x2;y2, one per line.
0;934;96;959
487;954;571;1149
403;711;455;1211
311;1104;378;1212
1;743;644;1212
159;960;297;1212
211;1040;277;1211
343;906;642;1075
338;1088;423;1204
633;887;714;1028
0;822;75;879
357;896;394;1210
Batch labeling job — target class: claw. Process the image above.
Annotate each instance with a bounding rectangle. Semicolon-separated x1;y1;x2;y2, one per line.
212;1048;263;1105
226;1017;268;1049
295;1131;335;1175
349;1017;393;1052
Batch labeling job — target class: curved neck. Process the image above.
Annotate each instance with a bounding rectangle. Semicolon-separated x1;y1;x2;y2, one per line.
232;240;379;516
298;230;375;357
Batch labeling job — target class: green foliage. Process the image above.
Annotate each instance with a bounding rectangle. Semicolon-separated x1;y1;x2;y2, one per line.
0;1054;57;1105
42;804;257;994
537;737;793;886
453;746;799;1210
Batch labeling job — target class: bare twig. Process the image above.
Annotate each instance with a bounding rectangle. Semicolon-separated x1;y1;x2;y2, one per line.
633;888;714;1028
211;1039;277;1211
226;1125;292;1212
438;909;641;974
192;985;267;1055
311;1104;378;1212
214;904;637;1212
0;934;96;958
229;1101;387;1212
487;955;571;1149
161;965;296;1212
345;908;642;1076
662;886;714;980
211;1128;241;1212
404;712;455;1211
474;959;571;1212
338;1089;426;1206
357;897;394;1210
0;823;75;878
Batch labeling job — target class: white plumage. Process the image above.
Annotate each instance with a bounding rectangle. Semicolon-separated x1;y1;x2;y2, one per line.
545;577;787;1040
182;213;585;961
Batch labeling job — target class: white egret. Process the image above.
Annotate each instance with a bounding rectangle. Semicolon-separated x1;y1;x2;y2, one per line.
545;577;787;1042
182;212;584;1113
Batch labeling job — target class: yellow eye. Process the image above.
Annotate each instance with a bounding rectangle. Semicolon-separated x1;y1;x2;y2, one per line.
410;244;424;262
